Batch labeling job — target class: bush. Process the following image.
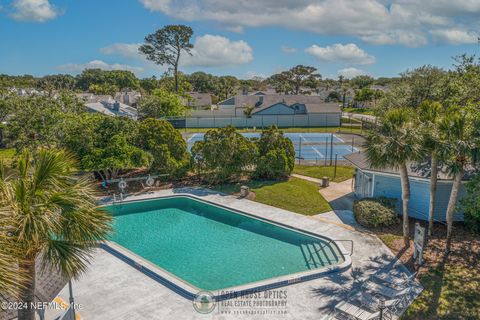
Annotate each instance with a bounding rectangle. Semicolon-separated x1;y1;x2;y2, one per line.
255;149;291;180
137;88;186;119
461;174;480;234
191;126;257;183
136;118;190;178
254;125;295;179
353;197;398;228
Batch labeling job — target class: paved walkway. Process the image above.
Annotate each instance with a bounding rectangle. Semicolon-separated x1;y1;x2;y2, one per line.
319;179;353;202
291;173;323;184
54;188;421;320
291;173;355;211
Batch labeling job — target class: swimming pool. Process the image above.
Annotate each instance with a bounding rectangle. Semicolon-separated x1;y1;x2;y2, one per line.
104;195;349;298
186;132;357;160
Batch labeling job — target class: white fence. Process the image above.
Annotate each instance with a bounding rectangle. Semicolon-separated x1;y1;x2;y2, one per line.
183;113;341;128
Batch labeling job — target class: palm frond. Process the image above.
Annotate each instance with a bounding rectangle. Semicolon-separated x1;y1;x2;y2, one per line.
0;148;112;295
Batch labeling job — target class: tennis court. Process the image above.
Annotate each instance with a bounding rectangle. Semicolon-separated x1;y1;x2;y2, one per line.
186;132;358;160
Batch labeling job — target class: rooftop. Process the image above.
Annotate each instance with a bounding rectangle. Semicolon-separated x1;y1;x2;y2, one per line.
220;94;326;107
344;152;476;181
85;101;138;120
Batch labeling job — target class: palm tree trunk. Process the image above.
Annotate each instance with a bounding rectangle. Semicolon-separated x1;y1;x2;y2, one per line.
18;257;36;320
445;169;463;253
428;152;438;236
399;163;411;248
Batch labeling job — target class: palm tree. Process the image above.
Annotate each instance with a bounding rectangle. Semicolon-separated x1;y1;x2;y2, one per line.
0;230;26;298
417;101;443;236
0;149;112;320
365;108;421;247
438;106;480;252
0;163;27;298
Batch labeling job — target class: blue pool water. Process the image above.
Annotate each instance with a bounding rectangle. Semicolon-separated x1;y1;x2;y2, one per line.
106;196;343;291
187;132;357;160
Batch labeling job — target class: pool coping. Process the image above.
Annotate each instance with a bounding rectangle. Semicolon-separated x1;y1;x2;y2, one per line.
101;193;352;301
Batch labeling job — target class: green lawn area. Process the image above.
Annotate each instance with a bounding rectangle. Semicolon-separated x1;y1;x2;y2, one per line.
341;117;362;124
373;226;480;320
403;265;480;319
293;165;354;183
183;126;364;135
212;177;332;215
0;148;15;164
343;107;375;115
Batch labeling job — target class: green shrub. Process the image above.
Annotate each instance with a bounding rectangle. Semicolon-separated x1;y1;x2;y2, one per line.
254;125;295;179
191;126;257;183
136;118;190;178
461;174;480;234
353;197;398;228
255;149;291;180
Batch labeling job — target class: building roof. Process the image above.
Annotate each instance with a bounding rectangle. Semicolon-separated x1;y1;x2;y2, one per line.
114;91;142;106
219;94;326;107
185;92;212;107
85;101;138;120
251;102;293;115
344;152;476;181
250;102;341;115
304;103;342;113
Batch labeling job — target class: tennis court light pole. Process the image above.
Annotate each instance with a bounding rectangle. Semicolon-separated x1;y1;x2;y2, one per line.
325;136;328;166
329;133;334;166
298;137;302;164
334;154;338;180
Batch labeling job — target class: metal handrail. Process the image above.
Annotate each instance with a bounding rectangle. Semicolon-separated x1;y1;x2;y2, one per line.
306;238;354;266
104;173;169;184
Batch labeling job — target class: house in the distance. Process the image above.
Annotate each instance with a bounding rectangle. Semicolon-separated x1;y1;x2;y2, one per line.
218;94;329;110
185;93;342;128
182;92;213;109
114;91;142;106
77;91;142;107
85;99;138;120
345;152;468;222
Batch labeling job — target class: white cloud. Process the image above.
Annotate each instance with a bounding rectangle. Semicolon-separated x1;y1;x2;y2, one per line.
100;43;142;58
306;43;375;65
10;0;60;22
182;34;253;67
101;34;253;68
338;67;368;79
57;60;144;75
430;28;478;45
139;0;480;47
281;46;297;54
244;71;268;80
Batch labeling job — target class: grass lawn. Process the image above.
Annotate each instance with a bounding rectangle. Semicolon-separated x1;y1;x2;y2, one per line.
343;107;375;115
183;126;364;135
212;177;332;215
341;117;362;124
293;165;354;183
370;222;480;320
403;264;480;319
0;148;15;164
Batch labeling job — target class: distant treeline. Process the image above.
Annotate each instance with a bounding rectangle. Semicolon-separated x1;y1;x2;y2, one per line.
0;66;400;99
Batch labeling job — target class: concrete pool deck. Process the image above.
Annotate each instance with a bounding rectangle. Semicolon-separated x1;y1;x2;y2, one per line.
56;188;421;319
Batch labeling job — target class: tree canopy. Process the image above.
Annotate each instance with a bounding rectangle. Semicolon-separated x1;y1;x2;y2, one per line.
254;126;295;179
138;88;186;119
268;65;321;94
136;118;190;177
139;25;194;92
191;126;257;183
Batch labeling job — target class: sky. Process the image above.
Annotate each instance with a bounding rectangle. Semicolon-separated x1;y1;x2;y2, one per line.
1;0;480;80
